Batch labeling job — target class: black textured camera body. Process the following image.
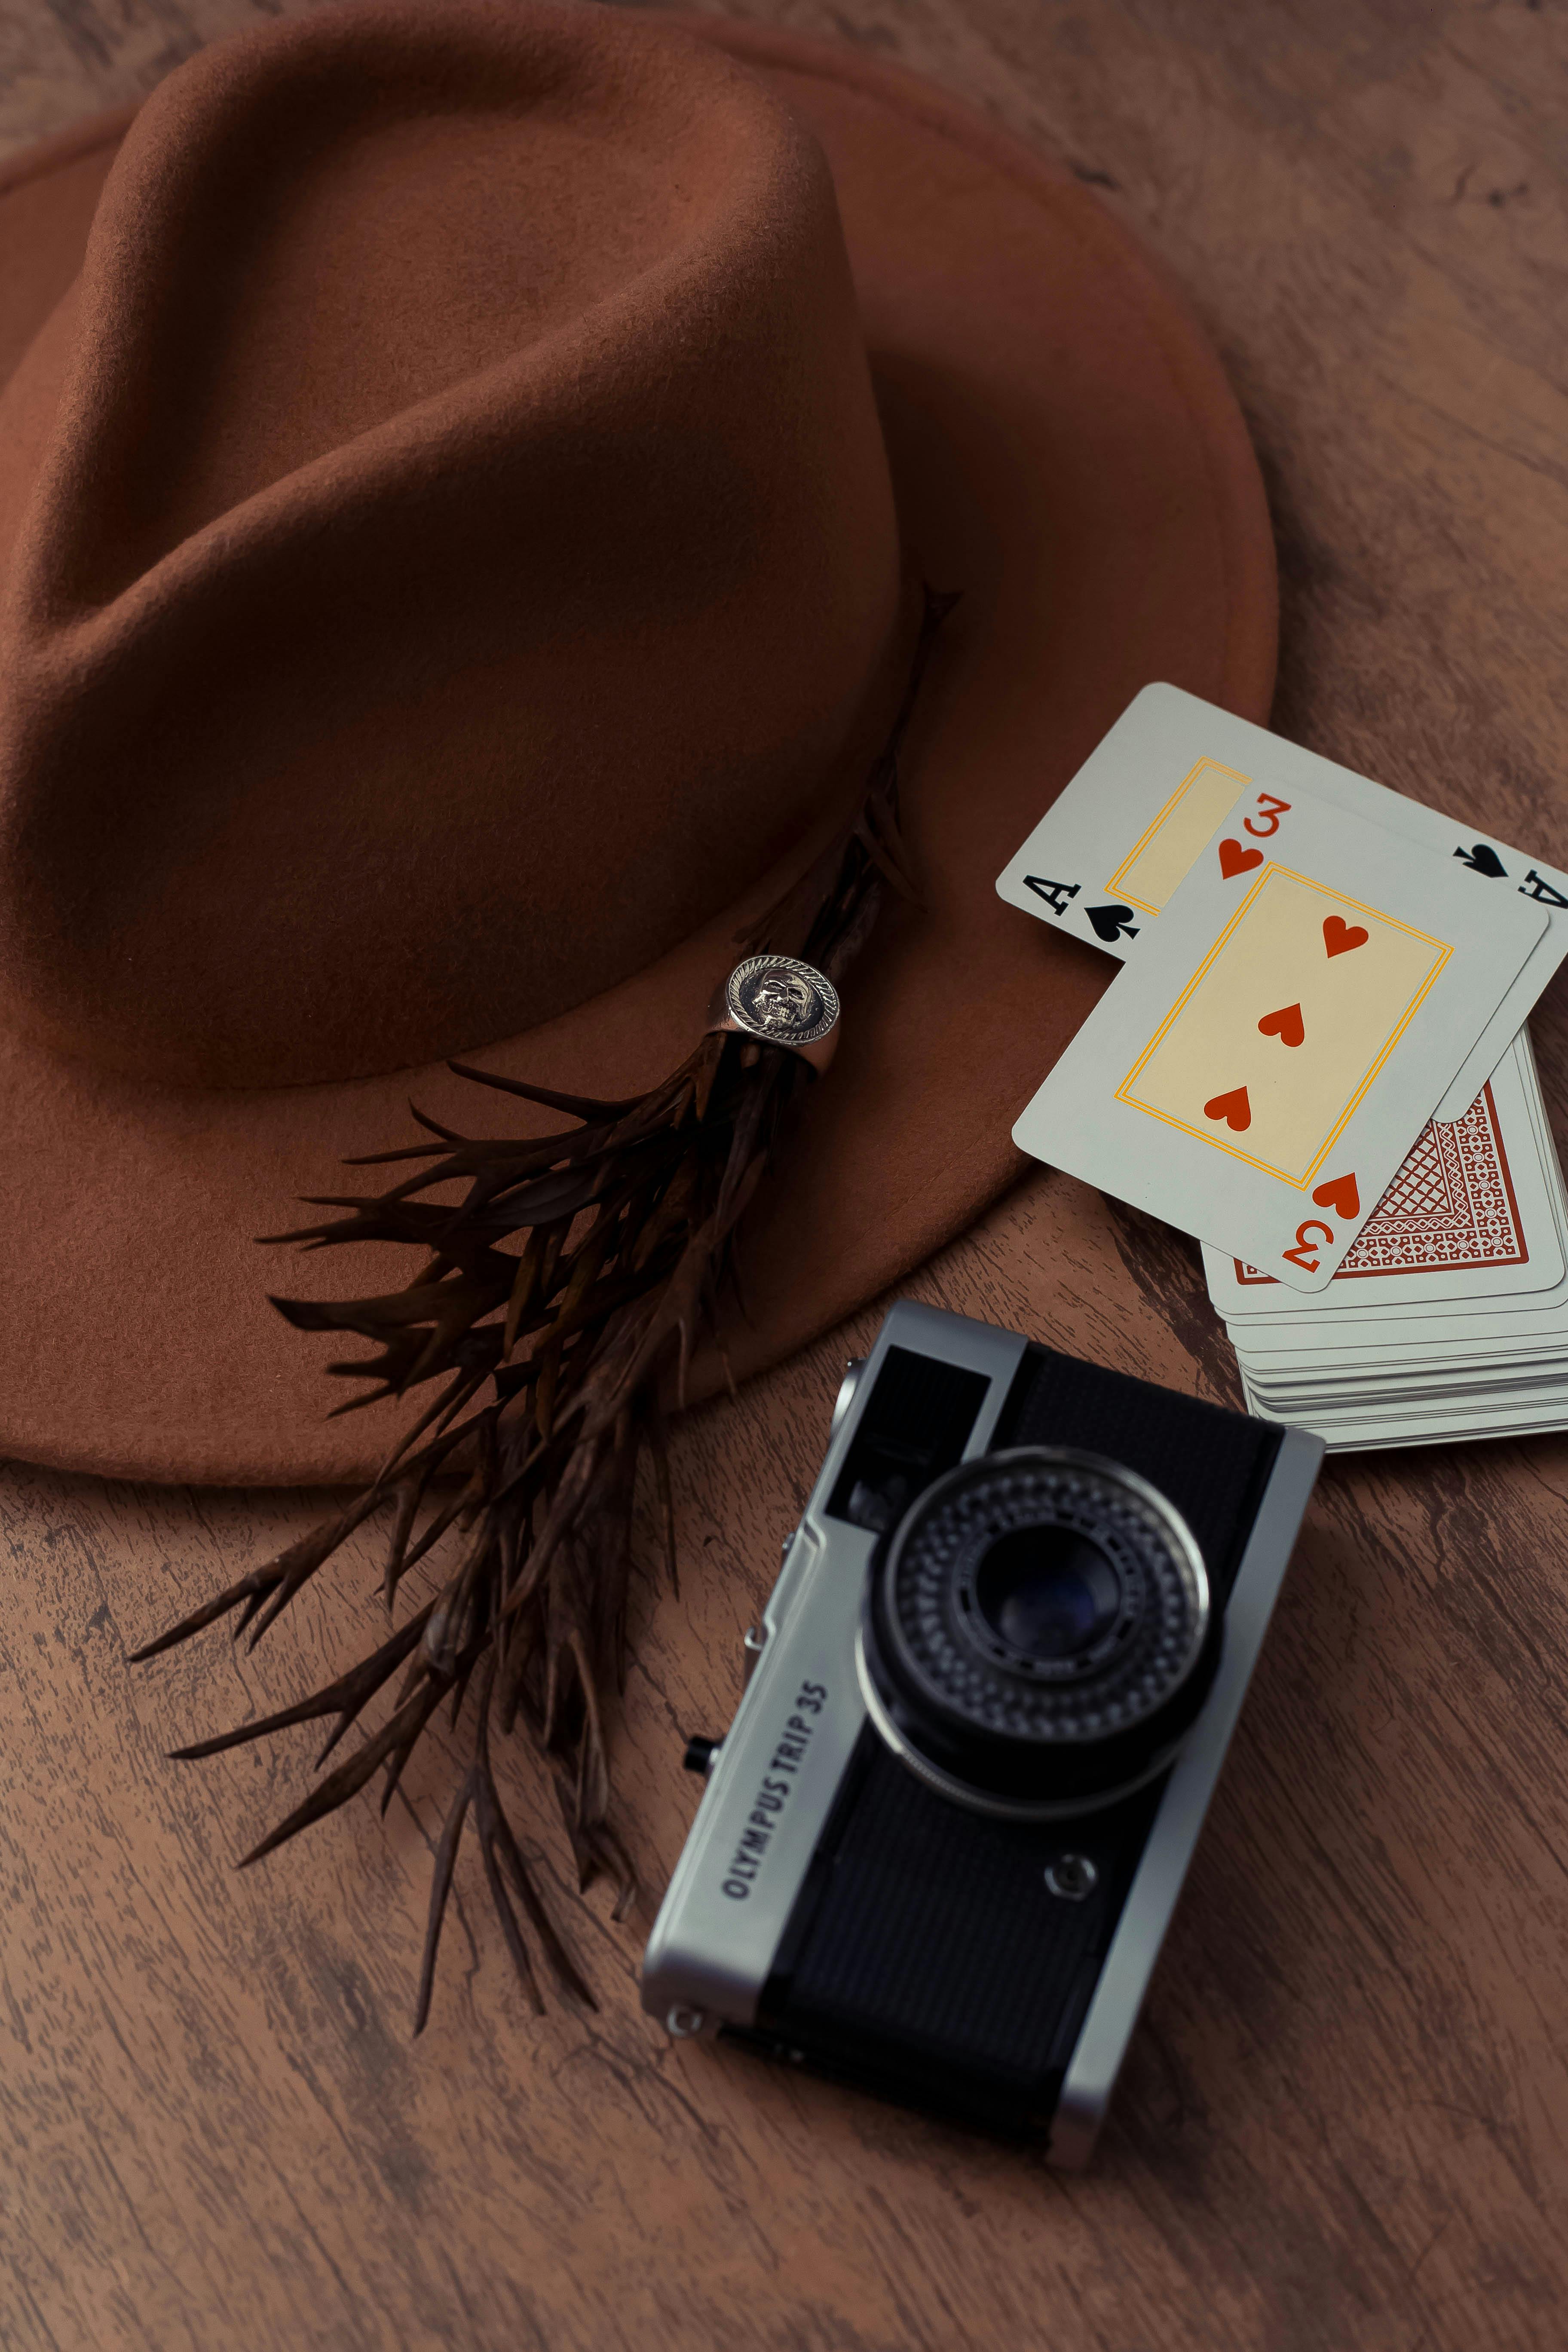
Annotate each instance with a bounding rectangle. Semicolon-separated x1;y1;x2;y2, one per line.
642;1303;1322;2162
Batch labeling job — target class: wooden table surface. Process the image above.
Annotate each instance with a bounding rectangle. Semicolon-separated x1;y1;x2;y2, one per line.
4;2;1568;2346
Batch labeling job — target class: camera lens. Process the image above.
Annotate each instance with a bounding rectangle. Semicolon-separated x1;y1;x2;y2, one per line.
859;1448;1215;1817
974;1527;1124;1663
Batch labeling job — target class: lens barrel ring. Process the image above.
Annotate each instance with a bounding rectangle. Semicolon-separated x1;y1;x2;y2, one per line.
885;1451;1208;1743
861;1447;1216;1815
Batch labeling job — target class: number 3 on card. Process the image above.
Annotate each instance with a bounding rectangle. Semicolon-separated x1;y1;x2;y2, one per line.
1243;792;1292;840
1282;1217;1333;1272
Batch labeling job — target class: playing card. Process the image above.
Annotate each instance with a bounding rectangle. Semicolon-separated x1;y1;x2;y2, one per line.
1201;1035;1565;1320
1223;1035;1568;1357
1223;1193;1565;1390
1240;1376;1568;1453
1218;1023;1568;1449
995;683;1568;1119
1012;786;1549;1292
1242;1314;1568;1382
1243;1348;1568;1405
1243;1336;1568;1395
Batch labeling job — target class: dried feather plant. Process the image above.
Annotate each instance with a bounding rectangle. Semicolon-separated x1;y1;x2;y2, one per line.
135;591;953;2027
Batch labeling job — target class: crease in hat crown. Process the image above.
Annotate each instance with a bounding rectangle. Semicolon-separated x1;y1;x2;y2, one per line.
0;0;904;1091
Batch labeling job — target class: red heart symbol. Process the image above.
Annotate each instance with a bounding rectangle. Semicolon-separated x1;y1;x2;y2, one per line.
1219;839;1265;880
1258;1002;1305;1047
1204;1086;1252;1132
1323;916;1369;957
1313;1173;1360;1220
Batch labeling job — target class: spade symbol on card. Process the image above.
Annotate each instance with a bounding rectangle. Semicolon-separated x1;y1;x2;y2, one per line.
1218;839;1264;880
1454;842;1508;879
1203;1086;1252;1132
1258;1002;1305;1047
1322;916;1369;957
1087;903;1139;943
1312;1173;1360;1220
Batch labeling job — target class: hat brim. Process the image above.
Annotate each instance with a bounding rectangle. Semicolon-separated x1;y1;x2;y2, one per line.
0;17;1274;1484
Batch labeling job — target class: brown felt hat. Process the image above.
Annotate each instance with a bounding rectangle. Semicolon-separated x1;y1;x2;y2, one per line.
0;0;1276;1484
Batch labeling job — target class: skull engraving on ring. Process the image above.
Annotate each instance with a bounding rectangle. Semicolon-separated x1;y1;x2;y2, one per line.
745;969;818;1032
723;954;840;1050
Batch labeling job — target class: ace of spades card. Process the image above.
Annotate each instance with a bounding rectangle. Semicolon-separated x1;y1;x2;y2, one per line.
1013;788;1550;1291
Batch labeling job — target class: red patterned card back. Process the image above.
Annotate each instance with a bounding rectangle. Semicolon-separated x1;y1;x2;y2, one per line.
1234;1082;1526;1285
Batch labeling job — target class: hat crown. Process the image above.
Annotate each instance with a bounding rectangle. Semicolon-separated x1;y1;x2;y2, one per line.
0;0;902;1087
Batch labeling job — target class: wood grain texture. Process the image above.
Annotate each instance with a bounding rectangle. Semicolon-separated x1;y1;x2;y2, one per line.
4;2;1568;2346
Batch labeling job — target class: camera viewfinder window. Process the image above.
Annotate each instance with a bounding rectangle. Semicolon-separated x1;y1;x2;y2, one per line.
827;1348;989;1532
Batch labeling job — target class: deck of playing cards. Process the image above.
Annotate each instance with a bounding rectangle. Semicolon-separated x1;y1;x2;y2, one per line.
999;686;1568;1452
1205;1028;1568;1449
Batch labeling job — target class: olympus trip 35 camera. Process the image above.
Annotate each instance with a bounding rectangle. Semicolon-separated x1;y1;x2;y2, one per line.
641;1302;1323;2160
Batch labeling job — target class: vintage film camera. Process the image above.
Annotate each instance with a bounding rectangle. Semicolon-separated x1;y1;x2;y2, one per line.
641;1302;1322;2160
